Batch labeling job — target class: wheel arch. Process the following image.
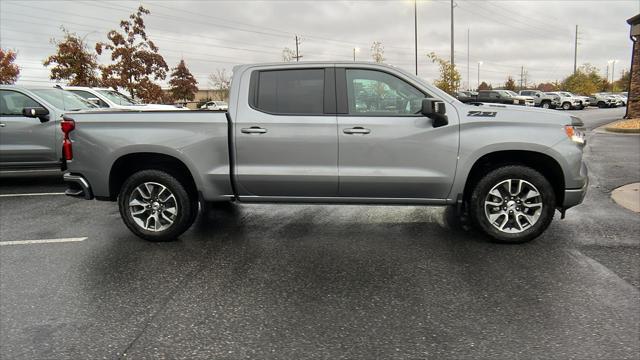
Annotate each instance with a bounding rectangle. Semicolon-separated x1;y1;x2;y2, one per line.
108;152;199;201
460;150;565;206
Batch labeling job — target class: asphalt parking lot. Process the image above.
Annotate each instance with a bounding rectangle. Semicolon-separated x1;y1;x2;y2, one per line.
1;107;638;359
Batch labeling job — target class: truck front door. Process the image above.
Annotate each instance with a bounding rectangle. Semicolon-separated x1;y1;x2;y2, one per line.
0;90;58;168
336;68;459;200
234;67;338;198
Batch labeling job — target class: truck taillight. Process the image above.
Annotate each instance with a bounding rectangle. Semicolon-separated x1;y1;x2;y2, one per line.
61;118;75;160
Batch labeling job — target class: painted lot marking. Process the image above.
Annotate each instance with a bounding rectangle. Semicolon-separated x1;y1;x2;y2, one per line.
0;192;65;198
0;237;87;246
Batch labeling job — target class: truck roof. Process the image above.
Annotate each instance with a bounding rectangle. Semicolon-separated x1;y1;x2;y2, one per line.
232;61;402;73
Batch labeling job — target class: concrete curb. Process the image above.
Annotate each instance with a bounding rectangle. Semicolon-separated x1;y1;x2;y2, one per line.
594;120;640;135
611;183;640;213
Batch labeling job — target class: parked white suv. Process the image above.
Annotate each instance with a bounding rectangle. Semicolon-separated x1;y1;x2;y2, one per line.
545;92;581;110
518;90;560;109
558;92;589;110
62;86;184;111
200;100;228;110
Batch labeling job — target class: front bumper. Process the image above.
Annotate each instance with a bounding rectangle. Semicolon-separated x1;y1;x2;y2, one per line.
63;173;94;200
562;162;588;209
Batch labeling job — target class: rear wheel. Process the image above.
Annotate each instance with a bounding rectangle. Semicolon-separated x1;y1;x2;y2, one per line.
470;165;556;243
118;169;198;242
597;101;606;108
562;102;572;110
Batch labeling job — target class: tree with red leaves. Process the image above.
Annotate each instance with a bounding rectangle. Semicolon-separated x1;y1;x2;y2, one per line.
44;27;100;86
169;59;198;102
0;48;20;84
96;6;168;102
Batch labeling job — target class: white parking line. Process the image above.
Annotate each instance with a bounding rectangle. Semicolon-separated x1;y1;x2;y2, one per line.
0;192;65;198
0;237;88;246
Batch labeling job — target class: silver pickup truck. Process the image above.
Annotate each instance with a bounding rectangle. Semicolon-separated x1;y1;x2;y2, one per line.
62;62;588;244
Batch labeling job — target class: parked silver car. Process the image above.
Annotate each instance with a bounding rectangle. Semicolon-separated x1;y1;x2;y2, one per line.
0;86;99;170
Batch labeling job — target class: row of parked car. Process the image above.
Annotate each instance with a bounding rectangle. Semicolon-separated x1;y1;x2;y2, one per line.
455;89;628;110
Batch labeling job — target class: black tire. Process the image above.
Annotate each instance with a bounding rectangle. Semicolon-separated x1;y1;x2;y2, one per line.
597;101;606;108
469;165;556;244
562;102;572;110
541;101;551;109
118;169;198;242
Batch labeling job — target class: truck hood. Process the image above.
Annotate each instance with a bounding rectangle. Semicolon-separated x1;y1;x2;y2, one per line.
460;103;575;126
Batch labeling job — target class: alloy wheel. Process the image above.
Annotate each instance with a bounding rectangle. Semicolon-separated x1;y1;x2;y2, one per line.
128;182;178;232
484;179;543;234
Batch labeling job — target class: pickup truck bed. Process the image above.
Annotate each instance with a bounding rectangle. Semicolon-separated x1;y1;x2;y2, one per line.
66;111;233;201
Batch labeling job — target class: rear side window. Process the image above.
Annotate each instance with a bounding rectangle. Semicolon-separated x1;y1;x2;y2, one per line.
252;69;325;115
69;90;109;108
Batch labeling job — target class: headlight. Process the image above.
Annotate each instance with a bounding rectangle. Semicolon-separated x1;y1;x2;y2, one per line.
565;125;585;145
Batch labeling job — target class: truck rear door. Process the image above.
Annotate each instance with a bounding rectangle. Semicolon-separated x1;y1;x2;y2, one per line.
233;66;338;198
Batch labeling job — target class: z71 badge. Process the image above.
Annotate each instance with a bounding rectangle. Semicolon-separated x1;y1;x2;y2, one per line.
467;111;498;117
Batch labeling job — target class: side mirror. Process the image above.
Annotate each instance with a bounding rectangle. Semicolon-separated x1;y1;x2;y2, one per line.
421;98;448;128
22;107;50;122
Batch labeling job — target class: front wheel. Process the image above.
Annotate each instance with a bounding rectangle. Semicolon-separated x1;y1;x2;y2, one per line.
118;169;198;242
469;166;556;243
562;102;572;110
541;101;551;109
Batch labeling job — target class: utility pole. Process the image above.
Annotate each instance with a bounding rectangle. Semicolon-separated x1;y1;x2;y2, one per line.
414;0;418;75
477;61;482;90
573;25;578;74
450;0;454;68
294;35;303;62
467;28;470;90
520;66;524;90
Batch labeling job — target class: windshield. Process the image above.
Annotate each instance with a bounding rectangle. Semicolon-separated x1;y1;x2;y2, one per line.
560;92;572;97
505;91;519;97
97;90;138;105
29;89;97;111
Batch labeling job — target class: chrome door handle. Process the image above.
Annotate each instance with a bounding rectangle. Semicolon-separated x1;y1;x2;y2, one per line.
343;127;370;135
241;126;267;134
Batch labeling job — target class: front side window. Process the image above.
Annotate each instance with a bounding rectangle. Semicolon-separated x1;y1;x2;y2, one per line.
346;69;425;115
254;69;324;114
0;90;42;116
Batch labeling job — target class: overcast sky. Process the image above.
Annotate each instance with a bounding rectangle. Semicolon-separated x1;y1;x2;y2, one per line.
1;0;638;90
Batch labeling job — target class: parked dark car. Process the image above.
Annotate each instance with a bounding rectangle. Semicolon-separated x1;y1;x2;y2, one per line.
455;91;478;103
477;90;534;106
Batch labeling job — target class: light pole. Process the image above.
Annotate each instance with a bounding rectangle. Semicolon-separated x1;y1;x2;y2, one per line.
414;0;418;75
477;61;483;90
353;47;359;61
608;59;619;89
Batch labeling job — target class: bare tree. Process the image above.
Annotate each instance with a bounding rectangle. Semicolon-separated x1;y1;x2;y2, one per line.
370;41;385;63
282;47;296;62
208;69;231;100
